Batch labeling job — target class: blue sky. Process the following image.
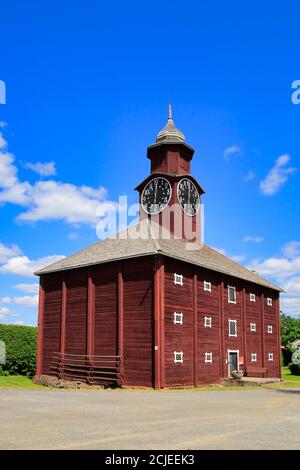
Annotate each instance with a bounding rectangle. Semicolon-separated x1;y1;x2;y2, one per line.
0;0;300;325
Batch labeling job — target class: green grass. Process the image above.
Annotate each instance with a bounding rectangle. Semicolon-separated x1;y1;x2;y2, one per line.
278;366;300;387
0;375;44;389
0;367;299;391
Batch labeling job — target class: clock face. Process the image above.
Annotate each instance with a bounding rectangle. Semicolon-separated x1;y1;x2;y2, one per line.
141;177;172;215
177;178;200;216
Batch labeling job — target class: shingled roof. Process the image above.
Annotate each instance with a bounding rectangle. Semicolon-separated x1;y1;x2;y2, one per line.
35;220;282;292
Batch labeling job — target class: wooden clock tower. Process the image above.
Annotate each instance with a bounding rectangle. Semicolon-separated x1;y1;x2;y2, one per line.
135;105;204;243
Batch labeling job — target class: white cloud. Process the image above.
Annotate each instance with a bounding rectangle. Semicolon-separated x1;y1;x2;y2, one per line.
282;241;300;258
67;232;79;240
22;161;57;177
0;253;64;277
0;129;118;226
0;133;7;149
13;295;39;308
0;307;10;315
243;171;255;182
248;242;300;316
259;154;297;196
224;145;241;161
1;296;12;304
14;283;39;293
16;180;110;225
0;242;22;263
243;236;264;243
0;121;7;129
248;256;300;281
12;320;25;326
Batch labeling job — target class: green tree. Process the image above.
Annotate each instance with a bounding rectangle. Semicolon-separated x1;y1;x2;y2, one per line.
280;314;300;365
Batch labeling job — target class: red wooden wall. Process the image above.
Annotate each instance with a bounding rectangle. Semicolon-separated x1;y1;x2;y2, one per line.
122;258;153;387
38;255;281;387
42;274;62;375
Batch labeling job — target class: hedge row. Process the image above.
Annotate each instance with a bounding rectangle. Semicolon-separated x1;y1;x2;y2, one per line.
0;324;37;377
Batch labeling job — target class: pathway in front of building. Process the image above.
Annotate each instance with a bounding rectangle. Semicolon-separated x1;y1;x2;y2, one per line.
0;388;299;449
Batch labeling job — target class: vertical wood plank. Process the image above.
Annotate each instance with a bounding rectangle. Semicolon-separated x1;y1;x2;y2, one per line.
118;261;124;359
60;274;67;355
261;293;265;367
219;280;225;377
160;257;165;388
153;255;161;389
193;270;198;387
87;268;95;357
241;286;247;372
36;277;45;376
276;295;281;378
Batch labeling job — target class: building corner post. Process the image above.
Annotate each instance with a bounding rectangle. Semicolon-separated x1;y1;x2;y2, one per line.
154;255;162;390
87;268;95;358
261;293;265;367
36;277;45;376
276;295;281;378
193;270;198;387
117;261;124;384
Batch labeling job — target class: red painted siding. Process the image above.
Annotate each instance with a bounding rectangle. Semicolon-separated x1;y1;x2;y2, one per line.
263;291;279;377
122;257;153;387
197;269;221;384
164;258;194;387
223;277;243;377
65;269;88;355
244;284;263;368
42;273;62;375
94;264;118;356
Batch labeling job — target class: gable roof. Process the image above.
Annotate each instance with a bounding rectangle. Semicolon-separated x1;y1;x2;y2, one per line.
35;220;282;292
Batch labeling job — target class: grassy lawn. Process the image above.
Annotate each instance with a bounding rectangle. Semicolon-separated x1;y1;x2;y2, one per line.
0;367;299;391
277;366;300;387
0;375;44;389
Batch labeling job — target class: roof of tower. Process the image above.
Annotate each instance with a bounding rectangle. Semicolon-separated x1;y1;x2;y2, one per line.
155;104;185;143
35;219;282;292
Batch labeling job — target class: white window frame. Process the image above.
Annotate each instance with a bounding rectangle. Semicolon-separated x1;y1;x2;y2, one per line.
228;319;237;337
205;352;213;363
251;353;257;362
204;281;212;292
174;351;183;364
267;325;273;334
228;285;237;304
250;322;256;332
268;353;274;362
173;312;183;325
174;273;183;286
204;316;212;328
250;293;256;302
267;297;272;306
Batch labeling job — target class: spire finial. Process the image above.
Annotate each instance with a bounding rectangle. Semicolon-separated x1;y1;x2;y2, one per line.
168;103;172;120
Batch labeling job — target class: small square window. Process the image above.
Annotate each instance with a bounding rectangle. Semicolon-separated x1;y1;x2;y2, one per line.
250;293;256;302
174;273;183;286
174;351;183;364
268;353;274;362
250;323;256;332
204;281;212;292
267;297;272;306
205;352;213;363
228;285;236;303
251;353;257;362
174;312;183;325
204;316;212;328
267;325;273;334
229;319;237;337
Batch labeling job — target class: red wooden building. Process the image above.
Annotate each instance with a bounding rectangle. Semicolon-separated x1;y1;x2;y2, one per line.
35;107;282;388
